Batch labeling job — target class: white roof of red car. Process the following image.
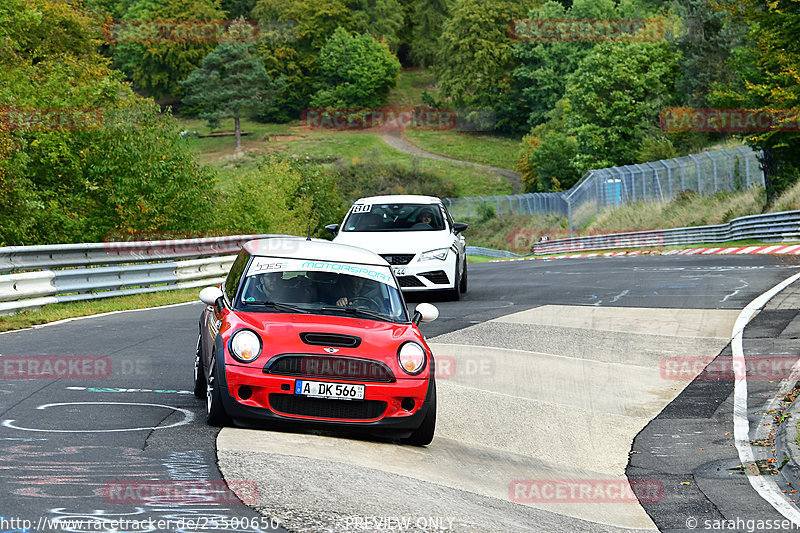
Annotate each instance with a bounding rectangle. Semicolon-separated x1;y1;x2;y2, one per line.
243;237;389;266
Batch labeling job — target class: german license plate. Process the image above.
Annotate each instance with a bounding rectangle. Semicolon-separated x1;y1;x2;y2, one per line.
391;266;407;276
294;380;365;400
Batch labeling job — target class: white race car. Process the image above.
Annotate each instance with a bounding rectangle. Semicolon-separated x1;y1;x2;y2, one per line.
327;195;468;300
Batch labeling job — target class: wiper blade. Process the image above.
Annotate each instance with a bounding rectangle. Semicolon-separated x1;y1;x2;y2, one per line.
319;306;387;321
250;301;309;313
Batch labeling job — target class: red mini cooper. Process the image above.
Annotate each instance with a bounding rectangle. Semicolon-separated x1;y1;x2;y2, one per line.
194;238;439;445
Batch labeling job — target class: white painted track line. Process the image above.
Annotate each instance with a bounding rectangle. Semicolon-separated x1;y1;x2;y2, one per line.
732;271;800;524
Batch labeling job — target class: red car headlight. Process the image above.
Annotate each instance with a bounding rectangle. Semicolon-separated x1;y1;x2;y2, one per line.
230;329;262;363
397;341;426;375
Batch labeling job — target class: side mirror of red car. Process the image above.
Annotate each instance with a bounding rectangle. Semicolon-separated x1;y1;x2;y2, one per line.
199;286;223;307
413;303;439;325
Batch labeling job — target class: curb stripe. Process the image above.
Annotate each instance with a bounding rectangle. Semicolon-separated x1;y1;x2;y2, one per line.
488;243;800;263
758;245;783;254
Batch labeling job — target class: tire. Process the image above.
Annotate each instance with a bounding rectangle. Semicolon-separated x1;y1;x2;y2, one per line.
447;263;462;301
459;259;468;294
206;358;231;426
193;334;206;399
402;381;436;446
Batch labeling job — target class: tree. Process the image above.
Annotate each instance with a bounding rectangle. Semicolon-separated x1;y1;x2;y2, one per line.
252;0;360;117
221;0;257;18
671;0;749;108
516;100;581;192
251;0;405;118
310;27;400;108
564;40;681;172
112;0;224;101
351;0;405;54
410;0;452;66
0;0;215;245
181;41;285;149
512;0;620;130
711;0;800;203
434;0;536;131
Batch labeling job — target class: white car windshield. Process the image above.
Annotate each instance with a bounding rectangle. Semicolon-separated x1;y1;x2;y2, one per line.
238;259;407;322
342;203;445;232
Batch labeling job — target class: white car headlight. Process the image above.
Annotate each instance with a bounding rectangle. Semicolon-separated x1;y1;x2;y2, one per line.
230;329;262;363
397;341;427;375
419;248;449;261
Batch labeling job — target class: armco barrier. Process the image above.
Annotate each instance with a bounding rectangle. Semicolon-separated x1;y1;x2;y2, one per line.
0;234;288;315
533;210;800;255
465;246;523;259
0;234;268;273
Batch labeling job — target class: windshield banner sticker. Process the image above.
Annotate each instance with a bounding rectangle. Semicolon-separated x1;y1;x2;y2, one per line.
247;257;397;288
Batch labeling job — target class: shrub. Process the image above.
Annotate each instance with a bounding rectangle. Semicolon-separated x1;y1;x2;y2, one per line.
310;27;401;108
331;156;458;200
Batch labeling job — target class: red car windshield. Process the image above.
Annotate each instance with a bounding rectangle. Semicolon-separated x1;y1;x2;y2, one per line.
238;269;408;322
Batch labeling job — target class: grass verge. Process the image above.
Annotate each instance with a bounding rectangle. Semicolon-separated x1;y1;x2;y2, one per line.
402;129;521;171
385;68;439;107
466;255;497;263
0;288;200;333
177;117;513;197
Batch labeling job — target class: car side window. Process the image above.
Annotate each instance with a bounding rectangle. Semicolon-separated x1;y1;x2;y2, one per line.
224;250;250;304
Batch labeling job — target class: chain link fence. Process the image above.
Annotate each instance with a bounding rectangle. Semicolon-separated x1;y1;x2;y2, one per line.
442;193;569;221
444;147;765;230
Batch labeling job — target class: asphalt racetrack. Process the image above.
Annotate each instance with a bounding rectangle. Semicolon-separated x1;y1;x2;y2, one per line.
2;253;799;532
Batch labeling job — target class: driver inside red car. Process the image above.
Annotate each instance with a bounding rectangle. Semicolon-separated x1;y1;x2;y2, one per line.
336;275;380;308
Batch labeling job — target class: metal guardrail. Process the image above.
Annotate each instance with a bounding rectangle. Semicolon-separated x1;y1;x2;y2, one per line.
0;234;282;315
0;234;268;272
443;193;568;221
532;210;800;255
465;246;523;259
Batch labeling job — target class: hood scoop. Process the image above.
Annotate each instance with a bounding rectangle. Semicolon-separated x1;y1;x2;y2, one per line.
300;332;362;348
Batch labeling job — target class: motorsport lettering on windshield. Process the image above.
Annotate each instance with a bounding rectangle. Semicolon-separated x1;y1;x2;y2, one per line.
301;261;393;284
245;256;396;286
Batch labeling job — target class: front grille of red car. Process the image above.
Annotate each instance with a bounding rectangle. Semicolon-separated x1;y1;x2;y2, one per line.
264;354;396;382
268;394;387;420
